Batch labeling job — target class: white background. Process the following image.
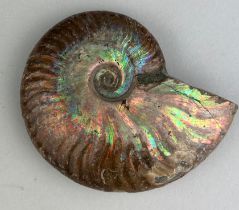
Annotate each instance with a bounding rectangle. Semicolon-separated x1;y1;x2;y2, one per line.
0;0;238;210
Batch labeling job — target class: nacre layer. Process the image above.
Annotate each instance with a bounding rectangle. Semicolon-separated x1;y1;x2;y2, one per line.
21;11;237;192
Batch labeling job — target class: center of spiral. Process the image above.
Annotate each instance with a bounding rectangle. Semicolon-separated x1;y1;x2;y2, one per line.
89;62;133;102
95;68;120;91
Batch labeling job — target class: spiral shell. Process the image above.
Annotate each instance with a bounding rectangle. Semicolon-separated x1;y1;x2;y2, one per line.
21;11;237;192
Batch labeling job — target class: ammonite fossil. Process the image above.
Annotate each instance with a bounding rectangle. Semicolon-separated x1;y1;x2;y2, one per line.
21;11;237;192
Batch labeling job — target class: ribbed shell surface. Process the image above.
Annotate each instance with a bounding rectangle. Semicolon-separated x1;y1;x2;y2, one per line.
21;11;237;192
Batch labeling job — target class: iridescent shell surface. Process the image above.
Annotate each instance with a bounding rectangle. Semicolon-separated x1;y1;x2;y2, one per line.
21;11;237;192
